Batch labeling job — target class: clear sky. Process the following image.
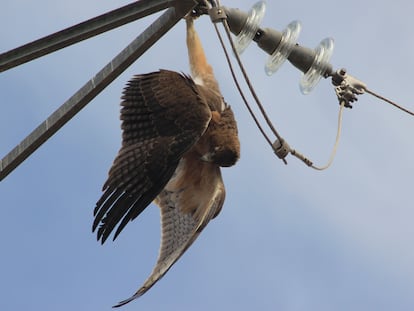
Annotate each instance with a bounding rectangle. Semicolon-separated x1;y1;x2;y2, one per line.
1;1;414;310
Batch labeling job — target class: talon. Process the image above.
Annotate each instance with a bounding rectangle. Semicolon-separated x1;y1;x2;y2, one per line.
184;2;209;20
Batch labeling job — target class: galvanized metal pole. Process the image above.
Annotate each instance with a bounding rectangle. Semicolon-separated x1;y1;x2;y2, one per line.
0;0;175;72
0;0;197;181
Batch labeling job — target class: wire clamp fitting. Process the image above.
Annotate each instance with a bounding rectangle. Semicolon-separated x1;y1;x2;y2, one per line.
332;68;367;108
209;6;227;23
272;138;290;164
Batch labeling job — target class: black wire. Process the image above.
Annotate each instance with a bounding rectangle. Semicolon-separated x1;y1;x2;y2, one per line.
212;22;274;148
220;19;284;143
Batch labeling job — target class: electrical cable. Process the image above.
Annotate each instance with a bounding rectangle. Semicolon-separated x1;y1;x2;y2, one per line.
207;1;413;171
212;22;275;150
208;2;345;168
311;100;345;171
365;88;414;117
207;4;290;164
220;20;284;143
210;0;284;143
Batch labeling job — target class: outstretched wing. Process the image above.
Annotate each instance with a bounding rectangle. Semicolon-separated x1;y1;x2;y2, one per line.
113;150;225;307
93;70;212;243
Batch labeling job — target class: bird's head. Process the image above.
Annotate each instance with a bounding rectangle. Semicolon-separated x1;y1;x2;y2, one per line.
201;146;239;167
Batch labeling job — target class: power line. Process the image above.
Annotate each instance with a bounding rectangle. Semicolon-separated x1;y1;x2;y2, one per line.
366;88;414;117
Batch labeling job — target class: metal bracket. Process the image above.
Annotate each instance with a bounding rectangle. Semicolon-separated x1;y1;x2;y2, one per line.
209;7;228;23
332;68;367;108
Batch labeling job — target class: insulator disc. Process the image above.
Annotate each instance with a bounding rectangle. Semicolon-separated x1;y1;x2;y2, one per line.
265;20;301;75
299;37;334;94
234;1;266;55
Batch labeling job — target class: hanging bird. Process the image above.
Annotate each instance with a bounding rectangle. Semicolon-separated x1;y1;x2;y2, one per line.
93;15;240;307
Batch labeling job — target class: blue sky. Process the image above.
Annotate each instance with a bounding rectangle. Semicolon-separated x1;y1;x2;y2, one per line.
1;1;414;310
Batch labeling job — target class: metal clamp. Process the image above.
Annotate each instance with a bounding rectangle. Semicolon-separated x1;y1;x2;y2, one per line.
332;68;367;108
209;7;227;23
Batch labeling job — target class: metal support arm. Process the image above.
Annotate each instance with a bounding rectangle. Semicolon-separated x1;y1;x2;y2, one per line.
0;0;178;72
0;0;197;181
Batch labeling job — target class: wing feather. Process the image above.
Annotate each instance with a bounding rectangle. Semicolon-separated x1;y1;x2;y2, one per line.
113;155;225;307
93;70;212;243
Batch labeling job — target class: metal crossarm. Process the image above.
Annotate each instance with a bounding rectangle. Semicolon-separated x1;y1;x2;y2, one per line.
0;0;197;181
0;0;176;72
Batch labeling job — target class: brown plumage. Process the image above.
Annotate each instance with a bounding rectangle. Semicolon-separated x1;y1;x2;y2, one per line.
93;16;240;307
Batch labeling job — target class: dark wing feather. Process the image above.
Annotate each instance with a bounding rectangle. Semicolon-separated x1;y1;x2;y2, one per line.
113;156;226;307
93;70;211;243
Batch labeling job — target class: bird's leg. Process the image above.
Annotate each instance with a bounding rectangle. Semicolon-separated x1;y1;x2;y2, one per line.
185;17;221;94
185;18;213;80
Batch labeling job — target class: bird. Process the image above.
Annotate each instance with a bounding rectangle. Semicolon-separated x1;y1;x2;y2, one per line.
92;14;240;307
